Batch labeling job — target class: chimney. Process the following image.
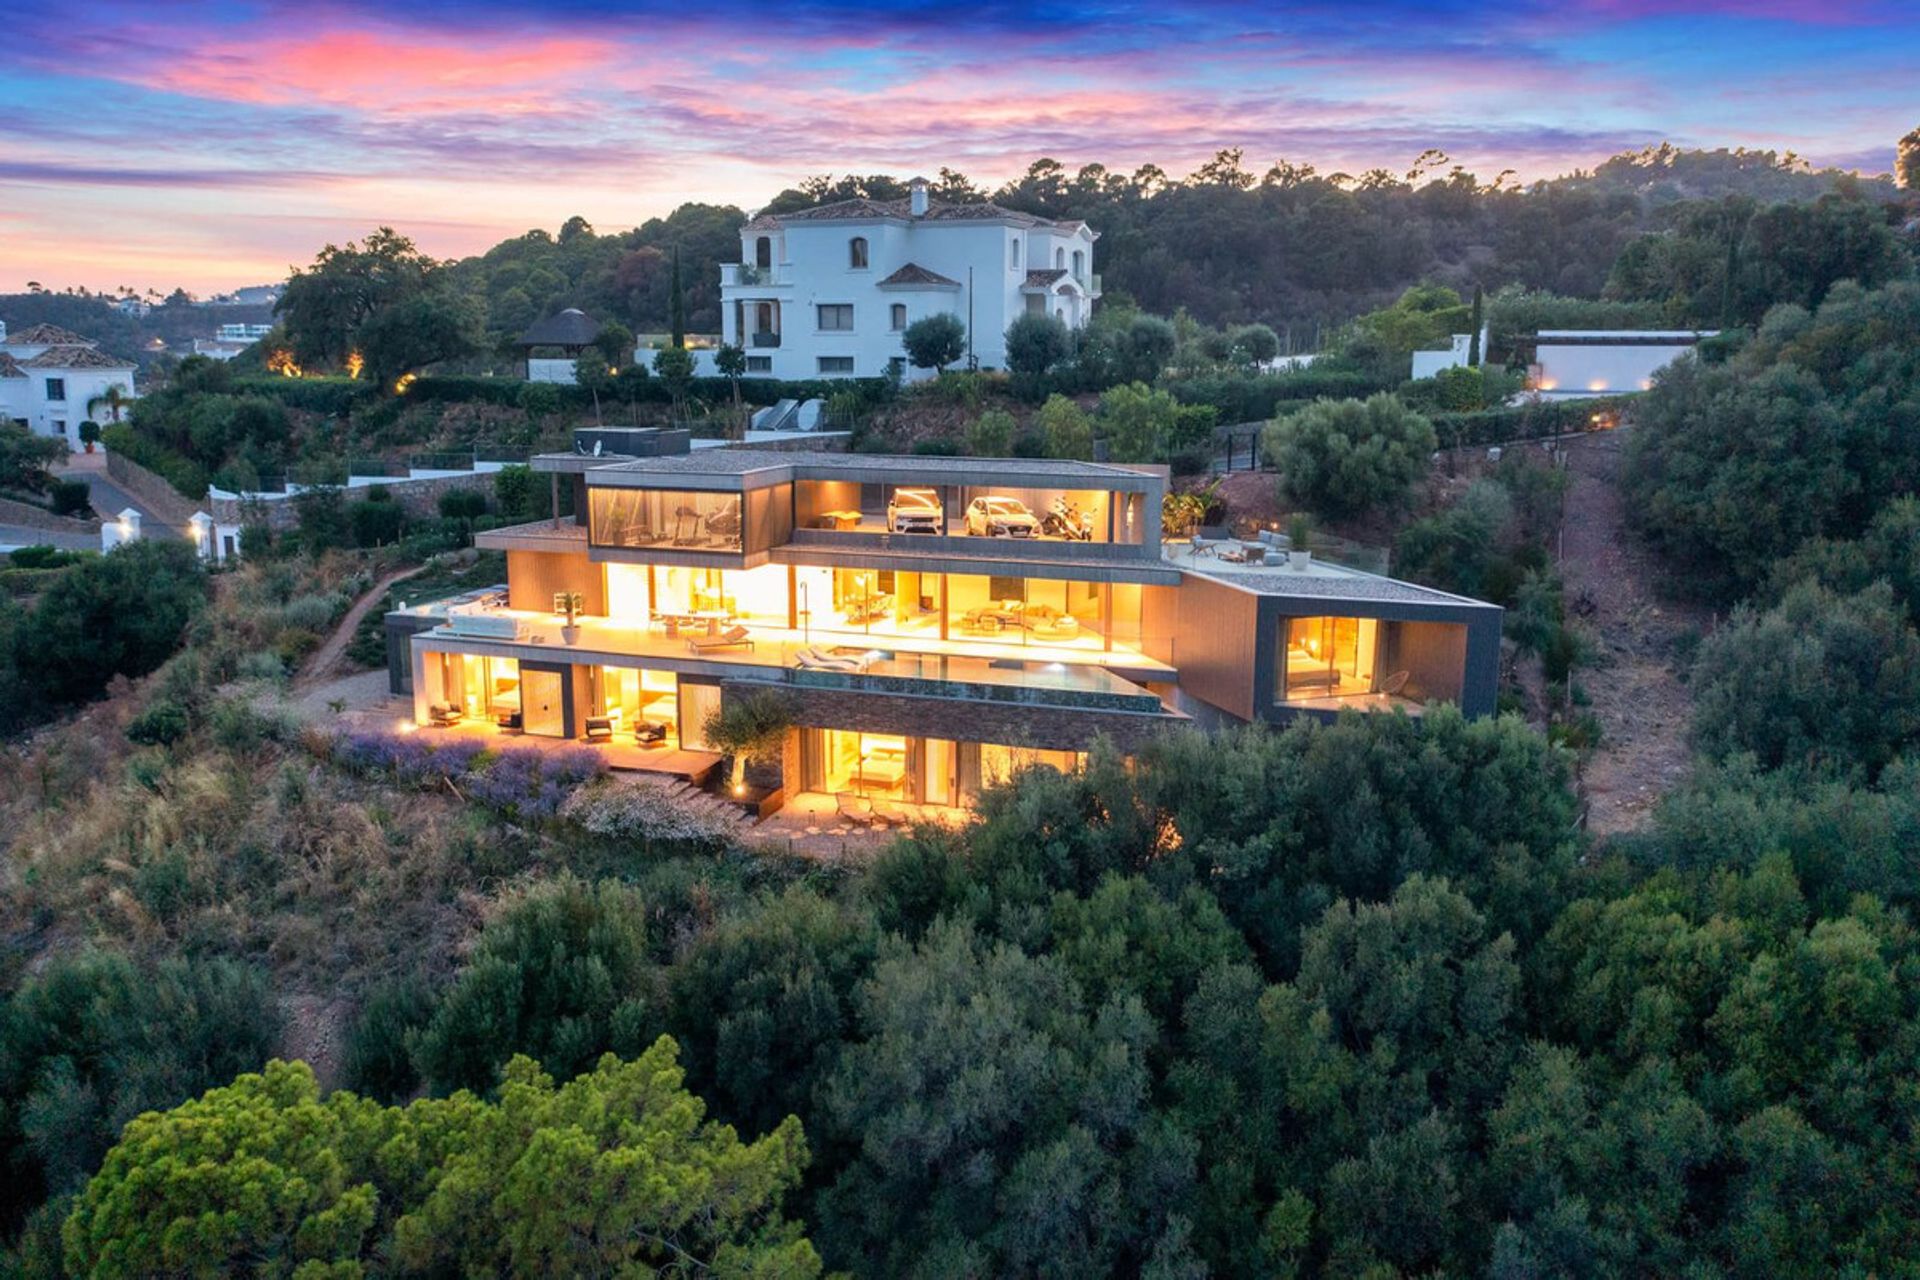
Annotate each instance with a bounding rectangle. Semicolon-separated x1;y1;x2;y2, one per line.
909;176;929;217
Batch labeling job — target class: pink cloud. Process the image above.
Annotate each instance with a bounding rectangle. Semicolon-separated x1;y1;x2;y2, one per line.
114;28;620;113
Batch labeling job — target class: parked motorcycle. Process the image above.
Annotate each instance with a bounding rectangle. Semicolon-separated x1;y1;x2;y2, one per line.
1041;496;1094;541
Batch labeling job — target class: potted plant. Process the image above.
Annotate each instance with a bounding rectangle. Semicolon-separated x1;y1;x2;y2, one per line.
77;420;101;453
554;590;585;643
1287;513;1313;570
702;689;797;801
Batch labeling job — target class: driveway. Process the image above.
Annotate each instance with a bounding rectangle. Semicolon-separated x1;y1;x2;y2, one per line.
78;472;184;540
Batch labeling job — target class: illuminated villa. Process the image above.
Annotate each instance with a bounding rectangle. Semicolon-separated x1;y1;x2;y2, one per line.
385;430;1500;816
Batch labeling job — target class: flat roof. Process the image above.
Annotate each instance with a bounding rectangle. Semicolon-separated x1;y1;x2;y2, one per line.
1165;543;1498;609
573;449;1165;492
1528;330;1717;346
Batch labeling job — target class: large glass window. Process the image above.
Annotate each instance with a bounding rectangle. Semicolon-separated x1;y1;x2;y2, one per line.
597;665;680;747
1277;616;1467;710
589;487;742;552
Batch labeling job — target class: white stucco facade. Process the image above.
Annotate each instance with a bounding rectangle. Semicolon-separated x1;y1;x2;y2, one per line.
719;178;1100;381
0;323;138;451
1528;330;1716;399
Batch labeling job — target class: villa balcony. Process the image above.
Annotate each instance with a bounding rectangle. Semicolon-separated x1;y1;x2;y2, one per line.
415;604;1175;717
751;331;781;348
722;264;790;288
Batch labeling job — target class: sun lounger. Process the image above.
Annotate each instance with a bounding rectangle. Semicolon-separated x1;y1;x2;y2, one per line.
688;624;754;654
836;794;874;826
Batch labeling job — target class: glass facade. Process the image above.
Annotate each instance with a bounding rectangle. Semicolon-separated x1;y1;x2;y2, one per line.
602;562;1145;654
800;730;1084;805
1275;616;1468;710
589;487;742;552
793;480;1146;545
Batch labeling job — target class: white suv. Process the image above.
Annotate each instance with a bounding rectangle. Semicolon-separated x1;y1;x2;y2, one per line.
887;487;943;534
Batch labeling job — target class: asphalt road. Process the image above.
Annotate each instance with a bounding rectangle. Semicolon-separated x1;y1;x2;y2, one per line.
80;472;184;540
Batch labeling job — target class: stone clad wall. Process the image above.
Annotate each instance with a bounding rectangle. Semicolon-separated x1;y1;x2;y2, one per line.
208;471;496;532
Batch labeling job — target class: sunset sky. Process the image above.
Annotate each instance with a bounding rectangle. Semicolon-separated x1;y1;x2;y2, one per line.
2;0;1912;295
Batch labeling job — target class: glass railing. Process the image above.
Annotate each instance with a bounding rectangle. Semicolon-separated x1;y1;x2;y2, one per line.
768;649;1166;713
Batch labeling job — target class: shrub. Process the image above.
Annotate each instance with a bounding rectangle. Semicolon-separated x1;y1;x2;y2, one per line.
348;489;406;547
1096;381;1182;463
411;877;657;1093
1265;392;1438;518
340;975;437;1103
966;408;1016;456
437;487;489;521
1691;580;1920;779
1037;393;1093;459
99;423;209;498
126;699;191;746
561;776;741;850
10;539;207;714
46;478;92;517
5;545;83;570
0;952;278;1228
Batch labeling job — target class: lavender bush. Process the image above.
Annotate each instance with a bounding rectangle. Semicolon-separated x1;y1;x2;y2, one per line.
328;732;603;821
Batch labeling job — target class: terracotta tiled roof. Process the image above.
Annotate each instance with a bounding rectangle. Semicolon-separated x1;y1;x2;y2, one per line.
1023;268;1070;288
749;196;1061;231
0;352;24;379
2;323;92;347
876;263;961;288
19;344;135;369
518;308;601;348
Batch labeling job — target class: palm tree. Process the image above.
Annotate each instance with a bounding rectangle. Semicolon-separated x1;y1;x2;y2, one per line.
88;384;132;425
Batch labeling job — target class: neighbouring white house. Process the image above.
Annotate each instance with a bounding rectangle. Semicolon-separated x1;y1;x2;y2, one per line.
719;176;1101;381
0;322;138;451
1525;330;1716;398
1411;332;1485;380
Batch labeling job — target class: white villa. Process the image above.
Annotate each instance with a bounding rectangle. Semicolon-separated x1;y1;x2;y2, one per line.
719;177;1100;381
0;322;138;450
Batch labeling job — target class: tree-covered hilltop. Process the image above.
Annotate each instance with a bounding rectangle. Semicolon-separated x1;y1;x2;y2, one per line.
8;141;1903;368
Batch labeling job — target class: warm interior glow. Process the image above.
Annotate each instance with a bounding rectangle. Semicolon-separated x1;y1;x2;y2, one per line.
265;349;303;377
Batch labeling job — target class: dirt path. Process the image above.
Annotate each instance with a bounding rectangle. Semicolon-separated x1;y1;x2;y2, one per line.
1555;432;1713;835
299;566;423;689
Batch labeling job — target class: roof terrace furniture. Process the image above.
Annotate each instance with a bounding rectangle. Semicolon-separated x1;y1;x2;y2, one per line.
837;794;875;825
1377;670;1410;696
584;715;616;743
689;625;755;654
496;710;524;733
429;702;463;726
818;510;863;530
634;720;668;747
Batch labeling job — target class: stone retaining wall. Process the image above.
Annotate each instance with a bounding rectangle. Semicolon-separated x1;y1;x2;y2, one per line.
104;450;200;528
0;496;99;534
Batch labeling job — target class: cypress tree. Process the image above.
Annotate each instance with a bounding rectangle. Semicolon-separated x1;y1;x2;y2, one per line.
670;247;686;349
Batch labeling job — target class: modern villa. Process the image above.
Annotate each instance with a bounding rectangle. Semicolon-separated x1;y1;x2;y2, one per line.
387;432;1500;815
719;177;1101;381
